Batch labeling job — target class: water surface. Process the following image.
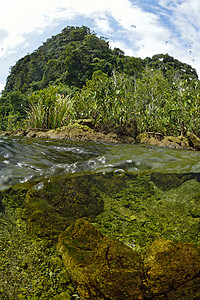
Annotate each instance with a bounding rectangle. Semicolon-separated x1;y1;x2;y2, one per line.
0;136;200;190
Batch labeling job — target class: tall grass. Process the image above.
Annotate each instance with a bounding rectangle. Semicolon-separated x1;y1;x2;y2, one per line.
27;95;73;129
27;101;45;128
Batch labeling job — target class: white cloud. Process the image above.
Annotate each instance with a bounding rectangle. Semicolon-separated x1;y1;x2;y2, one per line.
109;40;134;57
0;82;5;94
0;0;77;54
93;15;113;34
0;0;200;85
0;0;168;53
158;0;200;74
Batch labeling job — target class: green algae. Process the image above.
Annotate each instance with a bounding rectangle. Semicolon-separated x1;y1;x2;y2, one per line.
92;173;200;249
13;171;199;250
0;208;81;299
0;184;29;209
1;170;200;299
23;174;104;237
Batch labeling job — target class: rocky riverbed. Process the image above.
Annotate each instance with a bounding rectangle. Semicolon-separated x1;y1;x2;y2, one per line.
1;169;200;299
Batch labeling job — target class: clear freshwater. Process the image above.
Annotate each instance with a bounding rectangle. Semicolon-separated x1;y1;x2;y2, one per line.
1;136;200;299
0;136;200;190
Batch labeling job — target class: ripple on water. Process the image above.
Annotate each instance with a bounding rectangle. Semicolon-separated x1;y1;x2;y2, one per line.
0;136;200;190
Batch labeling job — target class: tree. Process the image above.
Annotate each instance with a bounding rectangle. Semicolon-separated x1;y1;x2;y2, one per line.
0;91;29;130
72;70;135;130
134;68;173;133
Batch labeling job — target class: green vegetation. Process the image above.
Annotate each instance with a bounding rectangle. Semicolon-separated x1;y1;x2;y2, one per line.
0;208;80;299
27;85;73;129
0;25;200;137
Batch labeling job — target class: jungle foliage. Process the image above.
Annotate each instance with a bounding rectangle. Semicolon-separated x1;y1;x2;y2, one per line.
0;25;200;136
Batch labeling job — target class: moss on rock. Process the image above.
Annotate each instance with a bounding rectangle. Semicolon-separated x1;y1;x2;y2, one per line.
136;132;193;150
23;174;104;237
150;173;193;191
23;124;122;143
57;219;200;300
144;239;200;299
57;218;142;300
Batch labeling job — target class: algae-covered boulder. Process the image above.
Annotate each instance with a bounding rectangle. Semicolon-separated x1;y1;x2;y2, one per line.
189;193;200;218
57;219;200;300
57;218;143;300
24;175;104;237
145;239;200;299
151;173;192;190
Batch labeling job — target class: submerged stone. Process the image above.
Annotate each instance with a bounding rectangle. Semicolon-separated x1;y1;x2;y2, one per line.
23;174;104;237
57;218;142;300
150;173;192;190
0;182;32;210
144;239;200;299
57;219;200;300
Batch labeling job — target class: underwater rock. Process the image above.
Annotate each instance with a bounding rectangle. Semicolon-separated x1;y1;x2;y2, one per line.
57;219;200;300
2;171;200;299
144;239;200;299
24;175;104;237
150;173;192;190
57;218;142;300
189;193;200;218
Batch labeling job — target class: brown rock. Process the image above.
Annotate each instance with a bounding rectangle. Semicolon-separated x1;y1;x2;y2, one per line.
186;132;200;150
144;239;200;299
136;132;191;149
136;132;150;144
57;219;200;299
57;219;143;300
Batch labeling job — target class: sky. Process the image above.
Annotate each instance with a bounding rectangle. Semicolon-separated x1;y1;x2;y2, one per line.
0;0;200;93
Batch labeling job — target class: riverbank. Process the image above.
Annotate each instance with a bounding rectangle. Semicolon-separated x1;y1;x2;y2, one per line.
1;121;200;151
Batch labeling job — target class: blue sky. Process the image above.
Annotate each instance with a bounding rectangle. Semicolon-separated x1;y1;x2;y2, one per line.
0;0;199;93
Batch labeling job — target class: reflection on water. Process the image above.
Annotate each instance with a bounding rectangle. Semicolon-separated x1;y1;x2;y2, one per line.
0;136;200;190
